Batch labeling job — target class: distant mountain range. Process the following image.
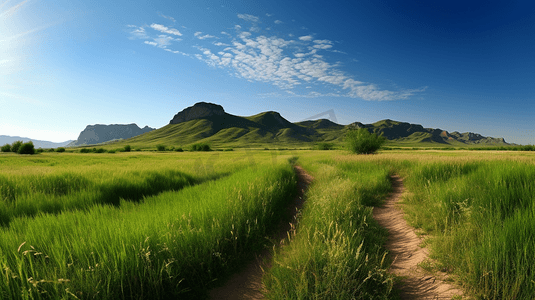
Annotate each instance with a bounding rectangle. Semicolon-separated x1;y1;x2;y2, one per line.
119;102;508;148
68;124;155;146
2;102;508;149
0;136;74;149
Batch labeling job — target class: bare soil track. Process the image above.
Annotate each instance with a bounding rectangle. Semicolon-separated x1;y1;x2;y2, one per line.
208;166;313;300
373;175;465;299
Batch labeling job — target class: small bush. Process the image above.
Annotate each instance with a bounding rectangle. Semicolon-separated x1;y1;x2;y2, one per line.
107;149;116;154
18;141;35;154
1;144;11;152
11;141;23;153
36;148;44;153
174;147;183;152
95;148;106;153
190;143;211;152
47;148;55;152
80;148;92;153
156;145;166;151
56;147;66;153
346;128;386;154
124;145;132;152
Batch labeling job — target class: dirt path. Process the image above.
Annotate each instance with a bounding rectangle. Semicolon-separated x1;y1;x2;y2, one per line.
208;166;313;300
373;175;465;299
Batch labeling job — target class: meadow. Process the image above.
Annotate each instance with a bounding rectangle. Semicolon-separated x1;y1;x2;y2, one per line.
1;150;534;299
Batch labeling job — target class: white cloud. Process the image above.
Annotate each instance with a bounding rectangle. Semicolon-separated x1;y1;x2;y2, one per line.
274;20;283;24
164;48;189;56
128;25;148;39
150;23;182;36
298;35;313;41
313;44;333;50
194;31;217;40
266;13;274;17
237;13;259;23
127;14;424;102
158;12;176;23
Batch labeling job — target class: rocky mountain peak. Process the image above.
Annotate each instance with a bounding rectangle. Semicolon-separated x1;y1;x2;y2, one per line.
170;102;226;124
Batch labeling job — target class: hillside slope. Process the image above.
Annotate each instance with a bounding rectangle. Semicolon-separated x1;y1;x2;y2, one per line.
103;102;509;149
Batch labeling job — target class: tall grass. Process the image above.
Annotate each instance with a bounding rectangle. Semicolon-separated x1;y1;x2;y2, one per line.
264;159;394;299
0;170;196;225
0;164;296;299
400;160;535;299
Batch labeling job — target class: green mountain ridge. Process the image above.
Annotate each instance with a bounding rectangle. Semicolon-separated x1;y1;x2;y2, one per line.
102;102;509;149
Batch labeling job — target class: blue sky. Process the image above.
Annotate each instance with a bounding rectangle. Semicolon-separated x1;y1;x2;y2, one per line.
2;0;534;144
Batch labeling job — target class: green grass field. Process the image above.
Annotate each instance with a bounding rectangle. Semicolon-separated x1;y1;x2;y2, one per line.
1;150;534;299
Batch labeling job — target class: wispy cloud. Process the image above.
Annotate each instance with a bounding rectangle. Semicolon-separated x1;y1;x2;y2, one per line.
274;20;283;24
0;0;28;18
237;13;259;23
158;12;176;23
127;25;148;39
194;32;217;40
298;35;313;41
128;13;425;101
150;23;182;36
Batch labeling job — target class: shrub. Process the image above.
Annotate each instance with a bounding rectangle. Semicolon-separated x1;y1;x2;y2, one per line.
56;147;66;153
174;147;183;152
80;148;92;153
11;141;23;153
156;145;166;151
107;149;116;154
18;141;35;154
124;145;131;152
47;148;55;152
36;148;44;153
95;148;106;153
1;144;11;152
190;143;211;152
346;128;386;154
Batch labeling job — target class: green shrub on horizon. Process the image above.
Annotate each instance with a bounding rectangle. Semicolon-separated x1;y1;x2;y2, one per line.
156;144;166;151
190;143;211;152
124;145;132;152
346;128;385;154
1;144;11;152
10;141;23;153
315;142;335;150
18;141;35;154
56;147;66;153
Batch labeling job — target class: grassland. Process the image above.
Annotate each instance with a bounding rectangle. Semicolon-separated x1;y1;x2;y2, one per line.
1;149;534;299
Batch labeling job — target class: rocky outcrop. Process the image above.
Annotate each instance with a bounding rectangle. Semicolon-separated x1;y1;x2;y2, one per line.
72;124;154;146
169;102;226;124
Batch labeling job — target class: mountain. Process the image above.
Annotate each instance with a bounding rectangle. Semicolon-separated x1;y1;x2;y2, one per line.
0;135;74;149
107;102;509;148
70;124;155;146
349;119;508;145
